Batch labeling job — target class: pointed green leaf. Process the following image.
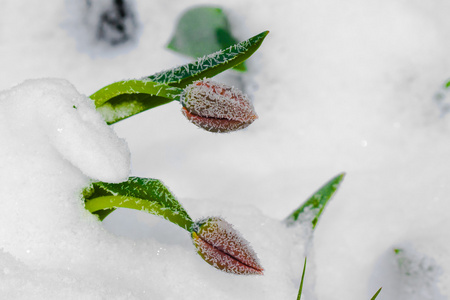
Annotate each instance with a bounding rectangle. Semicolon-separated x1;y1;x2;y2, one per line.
84;177;194;231
167;6;246;72
285;173;345;229
150;30;269;88
90;80;183;124
370;287;382;300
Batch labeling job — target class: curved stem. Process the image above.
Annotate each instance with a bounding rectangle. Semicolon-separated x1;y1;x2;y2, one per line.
91;80;183;107
90;80;184;124
85;195;194;231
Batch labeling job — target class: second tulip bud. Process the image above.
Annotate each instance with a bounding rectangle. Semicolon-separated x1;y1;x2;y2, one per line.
181;79;258;133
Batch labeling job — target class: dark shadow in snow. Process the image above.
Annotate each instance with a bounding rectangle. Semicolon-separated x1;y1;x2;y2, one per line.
65;0;141;57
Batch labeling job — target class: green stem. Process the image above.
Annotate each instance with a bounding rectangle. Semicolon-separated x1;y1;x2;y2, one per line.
90;80;184;125
91;80;183;107
85;195;194;231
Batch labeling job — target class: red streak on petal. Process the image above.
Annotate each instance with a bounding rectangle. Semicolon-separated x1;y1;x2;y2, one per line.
181;107;254;133
192;231;264;275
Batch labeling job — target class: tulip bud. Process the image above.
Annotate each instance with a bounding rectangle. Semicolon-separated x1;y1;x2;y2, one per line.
191;217;264;275
181;79;258;133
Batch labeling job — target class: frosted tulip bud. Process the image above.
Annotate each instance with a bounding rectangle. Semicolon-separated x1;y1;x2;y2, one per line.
191;217;264;275
181;79;258;133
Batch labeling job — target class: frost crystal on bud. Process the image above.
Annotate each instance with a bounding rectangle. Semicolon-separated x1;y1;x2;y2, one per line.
181;79;258;133
191;217;264;275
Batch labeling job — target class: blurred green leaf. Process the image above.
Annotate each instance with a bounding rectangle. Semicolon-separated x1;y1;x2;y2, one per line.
168;6;246;72
285;173;345;229
84;177;194;231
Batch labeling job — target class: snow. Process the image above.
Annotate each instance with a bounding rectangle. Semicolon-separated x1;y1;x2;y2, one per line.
1;0;450;299
0;79;306;299
0;79;129;267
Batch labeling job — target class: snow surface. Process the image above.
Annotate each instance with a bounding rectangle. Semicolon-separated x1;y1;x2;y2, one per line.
1;0;450;299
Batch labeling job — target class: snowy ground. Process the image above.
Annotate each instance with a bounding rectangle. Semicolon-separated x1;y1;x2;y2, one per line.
1;0;450;299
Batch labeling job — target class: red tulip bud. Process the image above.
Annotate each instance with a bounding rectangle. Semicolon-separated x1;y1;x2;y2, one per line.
191;217;264;275
181;80;258;133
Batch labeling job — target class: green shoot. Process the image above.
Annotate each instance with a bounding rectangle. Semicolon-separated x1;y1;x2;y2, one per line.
370;287;382;300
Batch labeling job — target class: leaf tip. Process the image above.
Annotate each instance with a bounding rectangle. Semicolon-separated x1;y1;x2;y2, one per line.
336;172;346;183
370;287;382;300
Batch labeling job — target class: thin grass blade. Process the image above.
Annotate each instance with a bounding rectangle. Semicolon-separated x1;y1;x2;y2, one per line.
296;257;307;300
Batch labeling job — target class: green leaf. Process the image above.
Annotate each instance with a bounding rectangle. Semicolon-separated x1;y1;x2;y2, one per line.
167;6;246;72
370;287;382;300
296;257;307;300
285;173;345;229
90;80;183;125
150;30;269;88
83;177;194;231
